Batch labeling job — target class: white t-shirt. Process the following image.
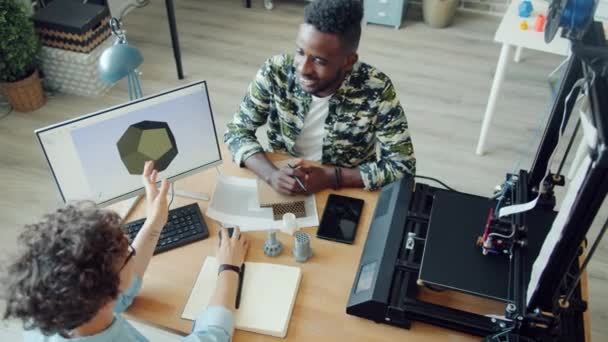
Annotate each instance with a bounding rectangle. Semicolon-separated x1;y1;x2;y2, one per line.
294;94;332;161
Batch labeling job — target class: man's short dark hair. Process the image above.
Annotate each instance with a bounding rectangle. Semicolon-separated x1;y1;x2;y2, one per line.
2;202;128;336
304;0;363;52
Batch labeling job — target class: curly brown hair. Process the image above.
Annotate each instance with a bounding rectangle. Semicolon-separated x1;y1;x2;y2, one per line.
2;201;128;336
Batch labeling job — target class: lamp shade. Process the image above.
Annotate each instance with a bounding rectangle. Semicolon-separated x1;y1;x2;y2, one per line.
98;43;144;84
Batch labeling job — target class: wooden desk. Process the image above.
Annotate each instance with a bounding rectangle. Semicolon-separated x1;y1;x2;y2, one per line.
123;151;521;341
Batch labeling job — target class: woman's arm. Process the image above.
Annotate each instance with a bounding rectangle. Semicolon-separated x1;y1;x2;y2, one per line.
131;161;170;278
183;227;250;342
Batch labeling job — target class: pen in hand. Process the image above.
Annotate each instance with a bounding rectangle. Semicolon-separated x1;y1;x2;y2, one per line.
288;163;308;193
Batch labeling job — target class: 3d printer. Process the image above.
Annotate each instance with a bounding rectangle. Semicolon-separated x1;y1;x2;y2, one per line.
347;0;608;340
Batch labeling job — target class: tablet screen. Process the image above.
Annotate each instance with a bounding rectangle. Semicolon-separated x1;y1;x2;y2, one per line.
317;194;364;244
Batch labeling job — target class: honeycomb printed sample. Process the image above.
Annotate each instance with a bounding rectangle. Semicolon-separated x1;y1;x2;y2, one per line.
117;120;178;174
272;201;306;221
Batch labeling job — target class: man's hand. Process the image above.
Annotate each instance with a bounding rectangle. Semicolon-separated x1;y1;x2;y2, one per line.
269;159;308;195
217;227;249;267
301;166;334;194
142;160;170;230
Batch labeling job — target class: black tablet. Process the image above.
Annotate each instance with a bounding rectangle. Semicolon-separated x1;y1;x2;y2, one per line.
317;194;364;244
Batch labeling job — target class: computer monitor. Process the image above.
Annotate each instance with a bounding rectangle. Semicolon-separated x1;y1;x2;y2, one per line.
36;81;222;206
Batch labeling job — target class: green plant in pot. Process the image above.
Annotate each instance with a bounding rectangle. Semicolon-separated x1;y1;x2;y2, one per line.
0;0;46;112
423;0;459;28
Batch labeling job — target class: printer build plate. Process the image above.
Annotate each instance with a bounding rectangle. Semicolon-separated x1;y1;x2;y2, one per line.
419;190;555;302
419;191;509;301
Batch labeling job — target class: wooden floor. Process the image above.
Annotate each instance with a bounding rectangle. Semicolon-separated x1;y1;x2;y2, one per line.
1;0;606;340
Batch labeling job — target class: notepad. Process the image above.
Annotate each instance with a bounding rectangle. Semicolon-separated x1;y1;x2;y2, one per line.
182;256;302;338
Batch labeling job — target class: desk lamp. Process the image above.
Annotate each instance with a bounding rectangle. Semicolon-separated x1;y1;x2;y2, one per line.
98;18;143;100
97;18;210;203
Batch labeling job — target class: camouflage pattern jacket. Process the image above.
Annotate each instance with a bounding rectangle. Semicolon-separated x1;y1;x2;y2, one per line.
224;54;415;190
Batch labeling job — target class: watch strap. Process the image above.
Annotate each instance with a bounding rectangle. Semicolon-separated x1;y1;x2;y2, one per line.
218;263;241;275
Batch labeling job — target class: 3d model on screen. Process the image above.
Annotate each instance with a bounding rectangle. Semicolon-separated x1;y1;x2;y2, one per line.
117;120;178;174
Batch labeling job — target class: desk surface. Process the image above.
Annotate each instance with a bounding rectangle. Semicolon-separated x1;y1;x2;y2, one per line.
495;0;569;55
123;149;581;341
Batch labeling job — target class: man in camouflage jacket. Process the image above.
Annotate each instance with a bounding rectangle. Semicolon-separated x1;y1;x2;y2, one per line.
224;0;415;194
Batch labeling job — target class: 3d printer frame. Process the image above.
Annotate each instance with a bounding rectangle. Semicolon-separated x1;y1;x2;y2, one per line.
414;23;608;341
349;22;607;341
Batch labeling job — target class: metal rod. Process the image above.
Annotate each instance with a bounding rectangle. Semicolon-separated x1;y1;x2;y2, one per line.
133;72;143;99
528;55;582;188
564;216;608;304
127;73;135;101
556;119;581;177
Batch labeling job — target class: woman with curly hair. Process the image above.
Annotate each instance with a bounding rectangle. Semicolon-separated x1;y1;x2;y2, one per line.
3;161;249;341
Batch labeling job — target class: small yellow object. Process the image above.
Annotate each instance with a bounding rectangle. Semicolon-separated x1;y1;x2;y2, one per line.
520;20;528;30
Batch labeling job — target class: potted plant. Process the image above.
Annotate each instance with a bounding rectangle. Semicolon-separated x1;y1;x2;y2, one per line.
423;0;459;29
0;0;46;112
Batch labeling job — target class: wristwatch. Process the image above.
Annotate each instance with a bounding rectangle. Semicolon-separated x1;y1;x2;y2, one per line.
218;264;241;275
218;263;246;309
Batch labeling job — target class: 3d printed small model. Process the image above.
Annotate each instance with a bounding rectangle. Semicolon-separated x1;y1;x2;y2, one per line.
292;231;312;263
272;201;306;220
117;120;178;174
282;213;298;235
518;0;533;18
264;230;283;257
535;14;546;32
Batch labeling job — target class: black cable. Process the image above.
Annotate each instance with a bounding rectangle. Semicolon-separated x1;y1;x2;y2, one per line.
414;175;459;192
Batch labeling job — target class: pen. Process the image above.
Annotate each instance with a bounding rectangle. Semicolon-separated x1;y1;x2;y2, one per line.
236;263;245;309
288;163;308;193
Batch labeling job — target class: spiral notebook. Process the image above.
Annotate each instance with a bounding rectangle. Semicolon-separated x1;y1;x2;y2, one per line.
182;256;302;338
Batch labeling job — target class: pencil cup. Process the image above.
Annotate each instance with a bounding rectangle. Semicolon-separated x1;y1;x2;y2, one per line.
292;231;312;263
264;230;283;257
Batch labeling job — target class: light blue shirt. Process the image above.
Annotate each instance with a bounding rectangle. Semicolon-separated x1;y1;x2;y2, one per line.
24;277;234;342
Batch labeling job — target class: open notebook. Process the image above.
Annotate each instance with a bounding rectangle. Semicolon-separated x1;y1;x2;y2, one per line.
182;256;302;338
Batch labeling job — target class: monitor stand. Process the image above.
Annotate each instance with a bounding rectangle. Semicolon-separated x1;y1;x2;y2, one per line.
170;164;223;202
173;190;210;201
108;195;143;221
109;182;211;220
109;187;210;222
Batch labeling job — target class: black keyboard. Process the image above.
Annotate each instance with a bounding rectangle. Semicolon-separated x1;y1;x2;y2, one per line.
123;203;209;254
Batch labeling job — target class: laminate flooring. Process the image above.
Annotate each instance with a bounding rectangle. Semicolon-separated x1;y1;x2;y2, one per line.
1;1;606;340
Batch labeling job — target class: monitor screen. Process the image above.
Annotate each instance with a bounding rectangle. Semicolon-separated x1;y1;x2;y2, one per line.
36;81;221;206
